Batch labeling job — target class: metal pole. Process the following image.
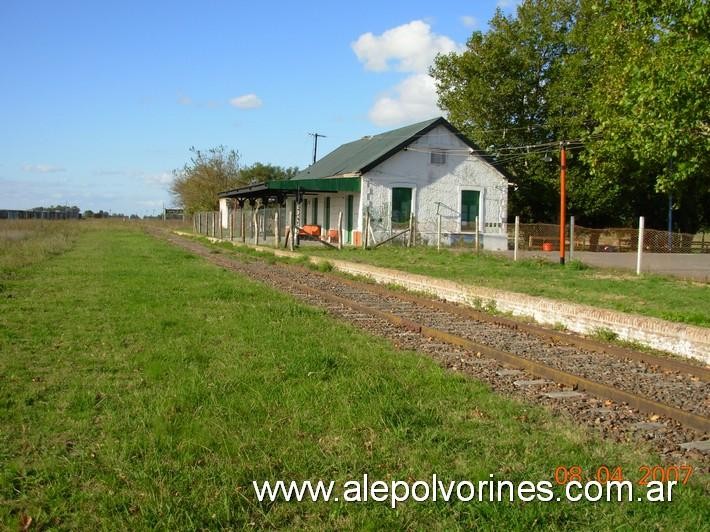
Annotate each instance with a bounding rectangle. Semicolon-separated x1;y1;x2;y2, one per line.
514;215;519;261
569;215;575;261
636;216;645;275
667;193;673;251
559;142;567;265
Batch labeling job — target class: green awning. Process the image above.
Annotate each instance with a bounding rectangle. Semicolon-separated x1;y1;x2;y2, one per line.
219;177;360;198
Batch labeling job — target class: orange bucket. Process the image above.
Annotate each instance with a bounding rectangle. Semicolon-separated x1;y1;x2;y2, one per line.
542;242;554;251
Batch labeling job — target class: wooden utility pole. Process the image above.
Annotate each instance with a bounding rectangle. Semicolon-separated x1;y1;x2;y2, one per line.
308;132;327;164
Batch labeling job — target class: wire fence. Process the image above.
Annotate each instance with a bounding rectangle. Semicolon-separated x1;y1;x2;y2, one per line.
512;222;710;254
194;209;709;256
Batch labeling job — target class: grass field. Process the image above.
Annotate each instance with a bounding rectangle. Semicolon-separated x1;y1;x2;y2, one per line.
295;245;710;327
1;222;708;529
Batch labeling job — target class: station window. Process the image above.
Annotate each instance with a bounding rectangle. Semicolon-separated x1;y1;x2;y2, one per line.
391;187;412;224
430;151;446;165
461;190;480;231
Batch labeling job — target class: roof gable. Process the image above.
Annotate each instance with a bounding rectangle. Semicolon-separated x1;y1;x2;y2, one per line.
292;117;457;180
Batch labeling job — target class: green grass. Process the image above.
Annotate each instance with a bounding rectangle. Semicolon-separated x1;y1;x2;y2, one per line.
1;226;708;529
292;246;710;327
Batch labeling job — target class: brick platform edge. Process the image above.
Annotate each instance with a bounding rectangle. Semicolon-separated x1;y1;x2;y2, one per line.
181;233;710;364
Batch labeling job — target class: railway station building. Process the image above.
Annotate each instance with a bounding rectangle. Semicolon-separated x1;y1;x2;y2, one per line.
218;116;509;250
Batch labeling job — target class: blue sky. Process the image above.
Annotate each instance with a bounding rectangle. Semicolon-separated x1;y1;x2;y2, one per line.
0;0;519;215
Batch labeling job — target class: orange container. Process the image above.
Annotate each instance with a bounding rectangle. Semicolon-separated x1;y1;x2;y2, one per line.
299;224;321;237
327;228;339;242
542;242;554;251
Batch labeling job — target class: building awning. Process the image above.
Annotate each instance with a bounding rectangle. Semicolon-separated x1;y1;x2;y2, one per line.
219;177;360;202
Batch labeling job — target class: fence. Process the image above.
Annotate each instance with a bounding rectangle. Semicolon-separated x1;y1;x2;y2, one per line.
510;221;710;255
193;208;709;257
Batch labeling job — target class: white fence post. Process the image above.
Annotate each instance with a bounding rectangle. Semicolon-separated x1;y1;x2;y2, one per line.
437;214;442;252
275;210;280;249
514;215;519;261
569;215;575;261
337;211;343;250
474;216;479;253
636;216;645;275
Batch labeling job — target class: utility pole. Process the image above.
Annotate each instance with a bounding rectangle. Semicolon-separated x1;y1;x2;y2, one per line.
308;132;326;164
559;141;567;265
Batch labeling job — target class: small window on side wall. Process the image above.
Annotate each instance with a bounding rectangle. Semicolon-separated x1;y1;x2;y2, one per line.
430;151;446;165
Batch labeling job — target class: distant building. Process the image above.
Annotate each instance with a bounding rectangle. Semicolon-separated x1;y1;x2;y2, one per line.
219;117;509;249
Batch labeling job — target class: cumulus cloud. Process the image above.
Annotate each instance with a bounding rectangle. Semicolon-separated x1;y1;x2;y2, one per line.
461;15;478;29
229;93;263;109
353;21;462;127
352;20;461;73
22;164;66;173
368;74;440;127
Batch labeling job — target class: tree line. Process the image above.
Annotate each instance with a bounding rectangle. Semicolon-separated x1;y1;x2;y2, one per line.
170;146;298;214
431;0;709;232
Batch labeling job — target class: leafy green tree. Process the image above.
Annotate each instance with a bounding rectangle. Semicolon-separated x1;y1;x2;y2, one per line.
240;162;299;183
432;0;590;222
583;0;710;231
432;0;709;230
171;146;243;214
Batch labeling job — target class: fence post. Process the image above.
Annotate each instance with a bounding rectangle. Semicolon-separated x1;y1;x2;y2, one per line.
363;210;370;249
338;211;343;250
274;210;280;249
253;208;259;246
241;210;246;243
636;216;645;275
437;214;442;252
514;215;519;261
569;215;575;261
475;216;479;253
407;211;414;247
219;211;223;239
229;204;234;240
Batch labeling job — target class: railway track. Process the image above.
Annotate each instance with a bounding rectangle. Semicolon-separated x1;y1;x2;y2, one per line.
162;231;710;463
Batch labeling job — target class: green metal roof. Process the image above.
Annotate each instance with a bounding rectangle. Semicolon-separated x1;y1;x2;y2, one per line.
292;117;449;180
219;177;359;198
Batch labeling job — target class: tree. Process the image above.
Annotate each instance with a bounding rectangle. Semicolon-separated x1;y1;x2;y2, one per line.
240;162;299;183
171;146;243;214
432;0;593;222
431;0;710;230
582;0;710;231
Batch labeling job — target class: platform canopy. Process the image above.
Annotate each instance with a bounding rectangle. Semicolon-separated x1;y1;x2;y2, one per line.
218;177;360;205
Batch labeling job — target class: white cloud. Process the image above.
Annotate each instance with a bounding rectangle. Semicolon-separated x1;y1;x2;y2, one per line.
22;164;66;173
368;74;440;127
353;21;462;127
461;15;478;29
229;93;263;109
351;20;461;74
144;172;173;186
177;94;193;105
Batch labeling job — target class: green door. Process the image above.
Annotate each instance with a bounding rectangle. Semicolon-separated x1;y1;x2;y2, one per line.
312;197;318;225
461;190;480;231
391;187;412;225
324;197;330;231
346;195;354;244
